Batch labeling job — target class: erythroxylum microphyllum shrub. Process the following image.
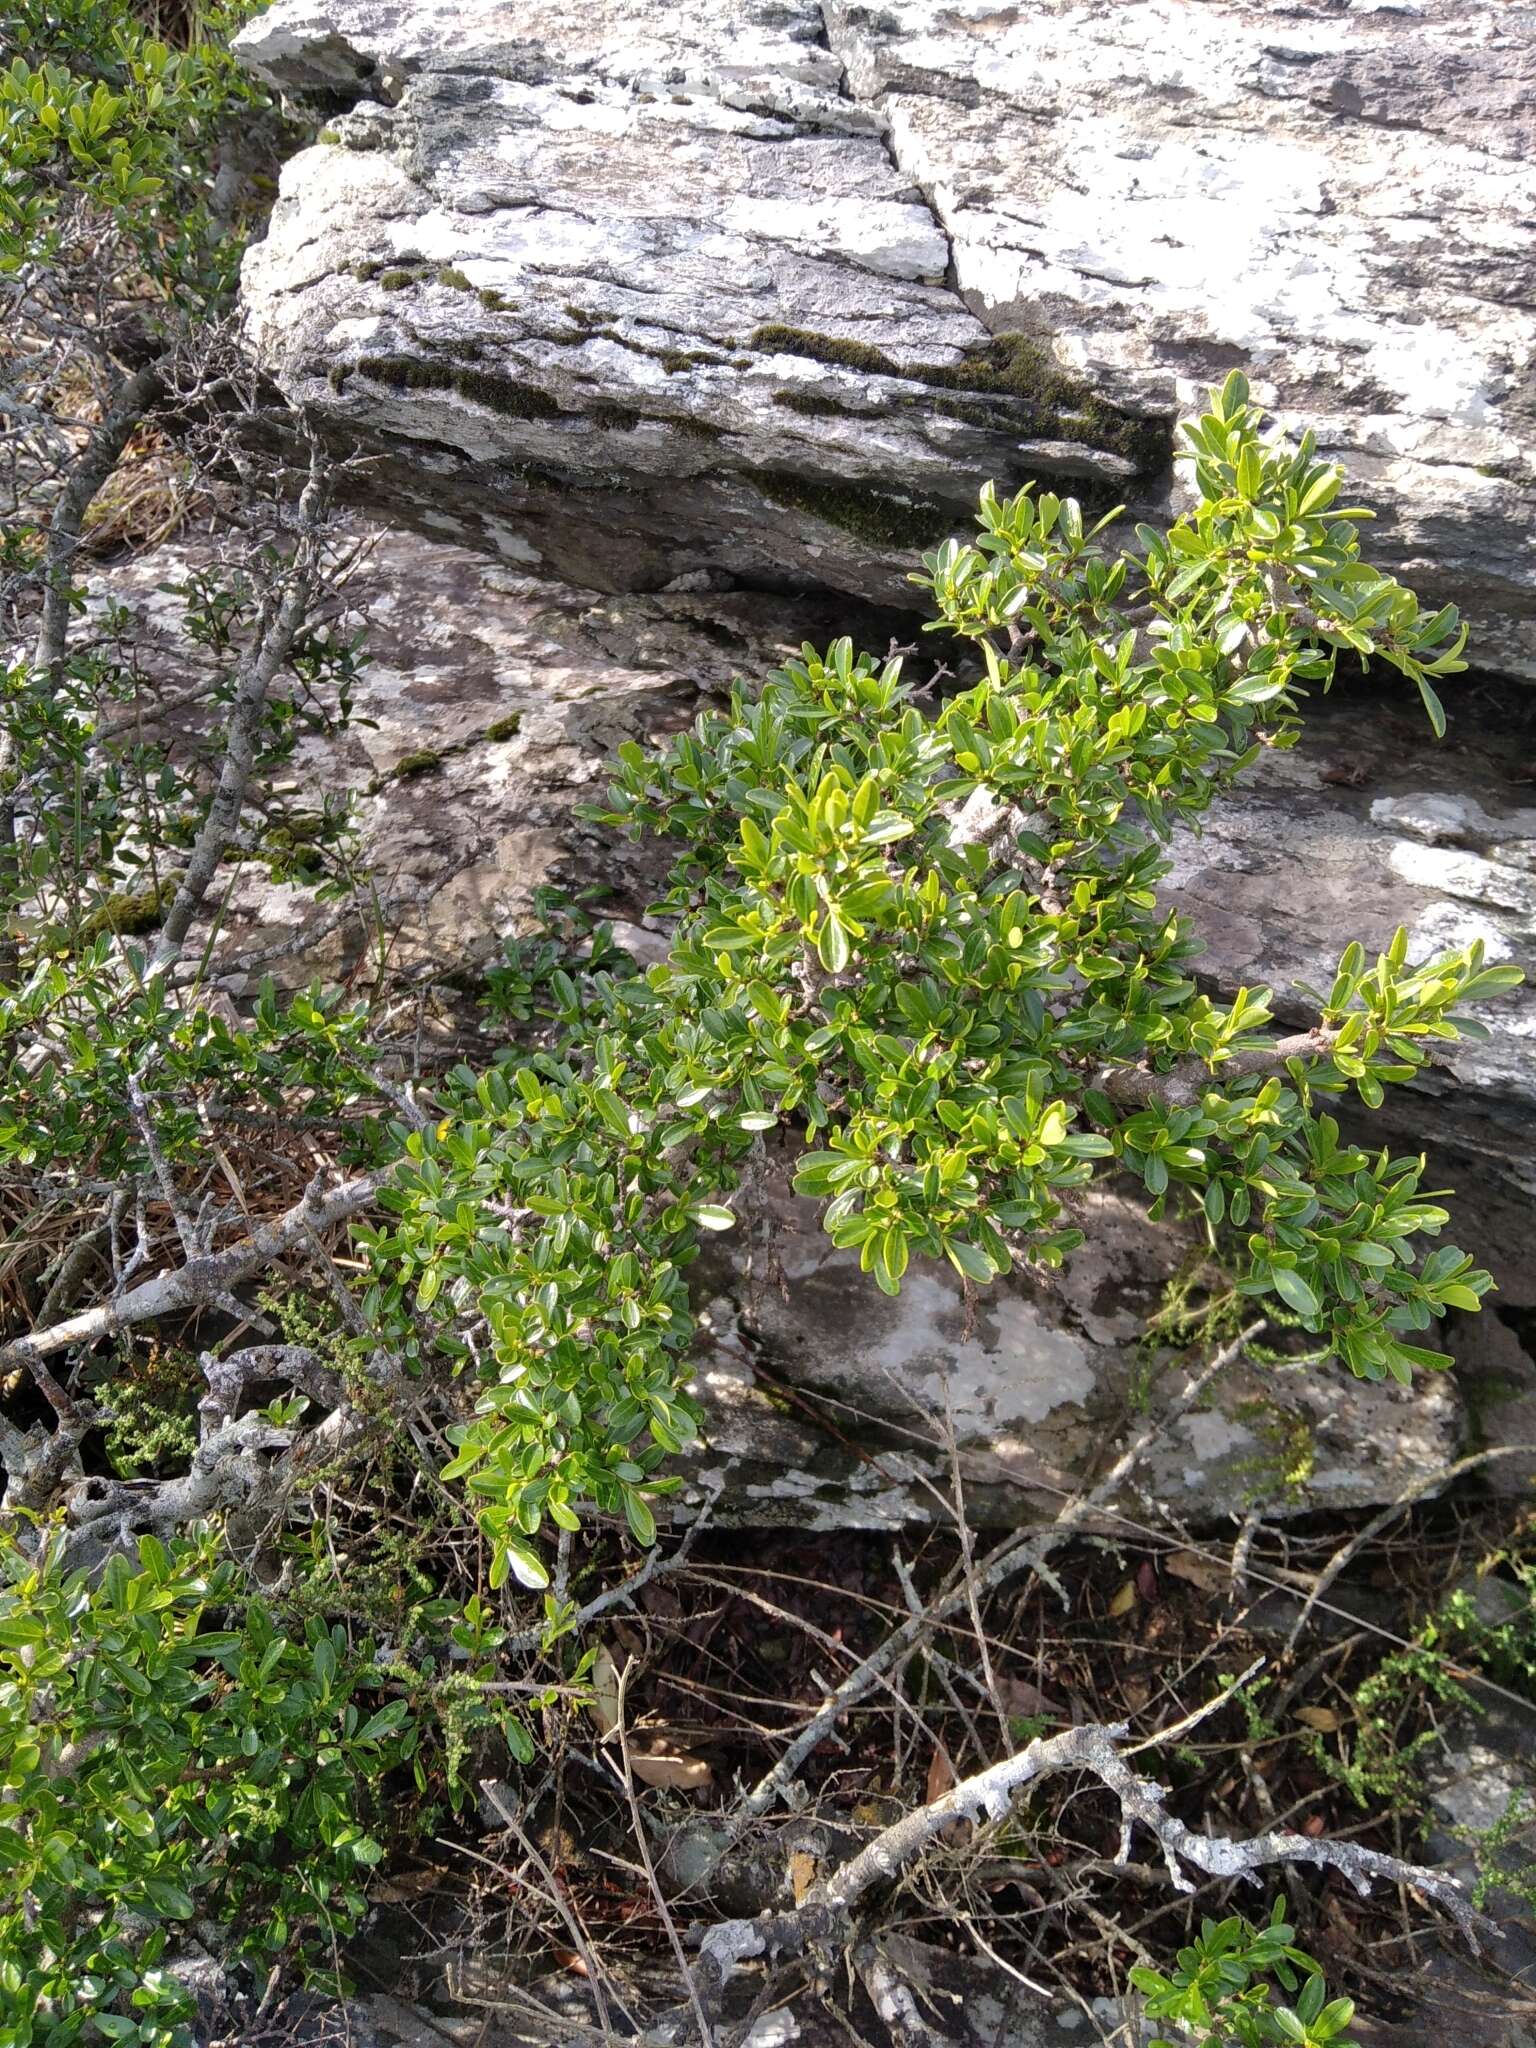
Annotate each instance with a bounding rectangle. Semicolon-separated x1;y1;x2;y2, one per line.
358;377;1521;1593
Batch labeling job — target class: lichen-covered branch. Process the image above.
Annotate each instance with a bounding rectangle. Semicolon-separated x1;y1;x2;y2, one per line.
0;1166;384;1516
696;1714;1483;2007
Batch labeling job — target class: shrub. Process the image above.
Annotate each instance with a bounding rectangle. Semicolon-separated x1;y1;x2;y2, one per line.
0;1532;416;2045
1131;1900;1358;2046
357;375;1520;1591
0;0;272;303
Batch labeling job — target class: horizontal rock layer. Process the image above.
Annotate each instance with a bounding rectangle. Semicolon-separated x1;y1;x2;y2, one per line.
235;0;1536;675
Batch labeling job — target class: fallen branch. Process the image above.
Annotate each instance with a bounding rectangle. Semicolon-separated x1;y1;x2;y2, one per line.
1283;1441;1536;1652
696;1702;1484;2008
62;1339;404;1570
0;1166;384;1514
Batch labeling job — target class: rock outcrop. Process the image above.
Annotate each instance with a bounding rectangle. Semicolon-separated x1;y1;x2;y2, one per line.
235;0;1536;676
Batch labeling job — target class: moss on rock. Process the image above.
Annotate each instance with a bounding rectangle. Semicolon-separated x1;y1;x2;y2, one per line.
751;324;900;376
356;356;562;421
772;389;855;419
75;878;177;943
753;472;954;550
749;324;1167;471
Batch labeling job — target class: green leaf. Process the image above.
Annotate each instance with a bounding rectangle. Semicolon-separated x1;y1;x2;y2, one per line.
945;1238;994;1284
624;1491;656;1546
1271;1267;1321;1319
817;913;851;974
1415;673;1447;738
498;1538;550;1591
142;1877;195;1919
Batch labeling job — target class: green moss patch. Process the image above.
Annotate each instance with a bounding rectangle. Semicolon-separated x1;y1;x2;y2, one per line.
753;472;955;550
356;356;562;421
773;389;855;419
74;878;177;943
748;325;1167;470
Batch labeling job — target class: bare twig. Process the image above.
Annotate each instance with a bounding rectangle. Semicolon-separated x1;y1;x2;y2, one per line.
1283;1443;1536;1651
611;1658;717;2048
149;442;329;978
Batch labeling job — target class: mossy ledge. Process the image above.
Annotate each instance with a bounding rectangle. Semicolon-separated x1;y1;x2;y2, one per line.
356;356;562;421
751;472;956;550
48;877;179;950
367;748;444;795
773;389;857;419
749;325;1168;471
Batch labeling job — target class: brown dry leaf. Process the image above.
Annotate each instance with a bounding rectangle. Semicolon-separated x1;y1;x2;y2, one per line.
1295;1706;1342;1734
998;1675;1064;1718
1108;1579;1138;1618
1164;1549;1229;1596
789;1850;818;1904
1303;1813;1327;1837
588;1646;622;1738
630;1745;712;1791
369;1864;449;1903
926;1745;956;1806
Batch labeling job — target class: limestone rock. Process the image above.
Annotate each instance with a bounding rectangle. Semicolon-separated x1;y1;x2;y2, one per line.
684;1171;1462;1531
234;0;1536;677
1163;681;1536;1223
81;529;880;989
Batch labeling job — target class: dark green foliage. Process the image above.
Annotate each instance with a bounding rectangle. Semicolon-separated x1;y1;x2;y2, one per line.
0;1534;419;2044
1132;1901;1358;2046
0;0;277;308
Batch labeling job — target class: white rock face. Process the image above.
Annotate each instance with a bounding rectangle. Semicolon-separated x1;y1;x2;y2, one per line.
235;0;1536;674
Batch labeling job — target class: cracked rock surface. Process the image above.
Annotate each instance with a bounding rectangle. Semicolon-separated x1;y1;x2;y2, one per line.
235;0;1535;674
